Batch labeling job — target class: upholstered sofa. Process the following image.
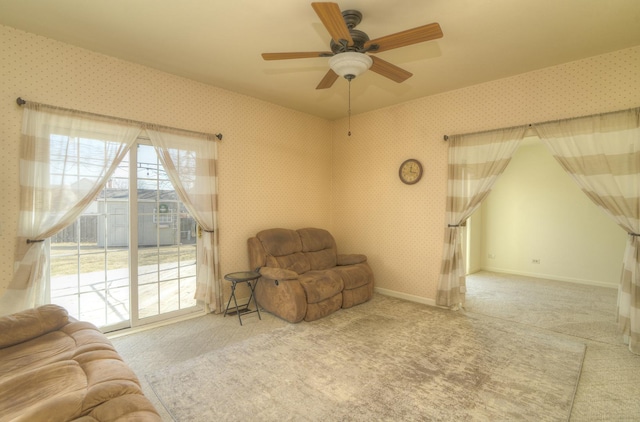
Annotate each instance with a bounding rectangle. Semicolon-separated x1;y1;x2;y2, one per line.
248;227;374;322
0;304;161;421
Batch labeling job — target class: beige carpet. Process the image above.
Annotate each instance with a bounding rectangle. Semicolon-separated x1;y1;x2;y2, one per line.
464;272;619;344
145;294;585;421
464;271;640;421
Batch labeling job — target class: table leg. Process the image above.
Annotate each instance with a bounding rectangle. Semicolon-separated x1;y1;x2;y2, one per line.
224;281;244;326
223;281;234;317
248;279;261;320
232;283;243;326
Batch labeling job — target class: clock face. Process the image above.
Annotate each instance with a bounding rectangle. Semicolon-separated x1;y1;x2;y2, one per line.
399;159;423;185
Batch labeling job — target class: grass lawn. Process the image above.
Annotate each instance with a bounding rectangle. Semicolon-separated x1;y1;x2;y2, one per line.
50;242;196;276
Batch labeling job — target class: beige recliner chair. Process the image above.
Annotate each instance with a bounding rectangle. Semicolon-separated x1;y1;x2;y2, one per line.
247;227;374;322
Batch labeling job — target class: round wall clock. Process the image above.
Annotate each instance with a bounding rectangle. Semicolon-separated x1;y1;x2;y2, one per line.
399;159;423;185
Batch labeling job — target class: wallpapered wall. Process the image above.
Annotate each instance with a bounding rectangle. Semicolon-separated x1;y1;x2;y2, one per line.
1;23;639;305
0;25;333;297
331;46;640;304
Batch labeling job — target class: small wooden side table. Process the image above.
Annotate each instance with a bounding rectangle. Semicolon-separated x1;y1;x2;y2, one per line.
223;271;261;326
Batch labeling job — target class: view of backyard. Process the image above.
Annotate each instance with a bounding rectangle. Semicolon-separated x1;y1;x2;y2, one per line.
50;242;195;275
50;241;198;329
45;142;203;330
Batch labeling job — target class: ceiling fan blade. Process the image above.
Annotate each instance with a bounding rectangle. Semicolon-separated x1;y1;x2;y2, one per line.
316;69;339;89
370;56;413;83
262;52;333;60
365;23;443;53
311;2;353;46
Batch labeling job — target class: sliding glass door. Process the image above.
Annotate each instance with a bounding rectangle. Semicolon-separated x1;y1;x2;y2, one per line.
134;144;198;321
50;141;201;332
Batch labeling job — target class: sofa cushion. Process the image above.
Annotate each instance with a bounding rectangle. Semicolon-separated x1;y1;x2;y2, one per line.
304;249;336;271
298;228;337;270
0;330;75;378
342;283;374;309
304;293;343;322
81;394;161;421
0;304;69;349
0;359;88;421
332;263;373;290
297;228;335;252
265;253;310;275
298;270;344;304
257;228;303;256
258;228;311;274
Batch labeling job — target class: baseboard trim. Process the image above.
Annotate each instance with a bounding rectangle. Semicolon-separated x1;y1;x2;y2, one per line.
374;287;437;307
477;267;617;289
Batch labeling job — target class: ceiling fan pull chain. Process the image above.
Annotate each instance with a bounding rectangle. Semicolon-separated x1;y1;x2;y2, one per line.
348;77;352;136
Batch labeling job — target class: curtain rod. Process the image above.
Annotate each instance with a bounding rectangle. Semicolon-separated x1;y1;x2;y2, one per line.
442;123;532;142
442;105;640;141
16;97;222;141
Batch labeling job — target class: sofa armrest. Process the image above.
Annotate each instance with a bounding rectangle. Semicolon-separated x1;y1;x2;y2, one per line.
337;254;367;265
0;304;69;349
258;267;298;281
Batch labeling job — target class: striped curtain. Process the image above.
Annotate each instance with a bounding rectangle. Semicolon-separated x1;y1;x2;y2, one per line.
1;104;140;315
147;128;222;312
437;126;527;308
535;107;640;354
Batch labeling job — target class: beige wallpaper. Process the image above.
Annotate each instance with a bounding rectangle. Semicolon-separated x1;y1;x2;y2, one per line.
1;23;639;306
0;25;332;296
332;46;640;303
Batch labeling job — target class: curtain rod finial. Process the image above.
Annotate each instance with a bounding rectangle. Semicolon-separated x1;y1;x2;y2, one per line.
16;97;26;106
215;133;222;140
443;135;449;141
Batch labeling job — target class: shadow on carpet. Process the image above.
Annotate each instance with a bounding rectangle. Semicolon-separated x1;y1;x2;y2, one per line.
146;294;585;421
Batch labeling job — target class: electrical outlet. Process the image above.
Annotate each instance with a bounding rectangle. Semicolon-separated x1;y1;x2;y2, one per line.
532;259;540;264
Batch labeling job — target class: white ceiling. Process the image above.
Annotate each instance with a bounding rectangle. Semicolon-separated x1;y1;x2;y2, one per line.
1;0;639;120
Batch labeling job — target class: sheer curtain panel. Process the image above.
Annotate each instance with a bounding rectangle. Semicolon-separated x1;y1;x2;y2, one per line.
437;126;527;308
1;104;141;315
535;107;640;354
147;128;222;313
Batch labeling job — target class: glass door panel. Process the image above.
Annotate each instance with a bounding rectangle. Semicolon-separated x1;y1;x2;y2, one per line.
135;144;198;322
50;152;131;331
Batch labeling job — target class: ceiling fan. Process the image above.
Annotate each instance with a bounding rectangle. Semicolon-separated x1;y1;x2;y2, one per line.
261;2;444;89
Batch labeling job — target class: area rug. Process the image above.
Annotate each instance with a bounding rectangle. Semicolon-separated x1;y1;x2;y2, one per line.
146;295;585;421
465;271;620;344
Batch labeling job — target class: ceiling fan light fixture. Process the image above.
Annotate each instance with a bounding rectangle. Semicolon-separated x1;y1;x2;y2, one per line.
329;52;372;79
